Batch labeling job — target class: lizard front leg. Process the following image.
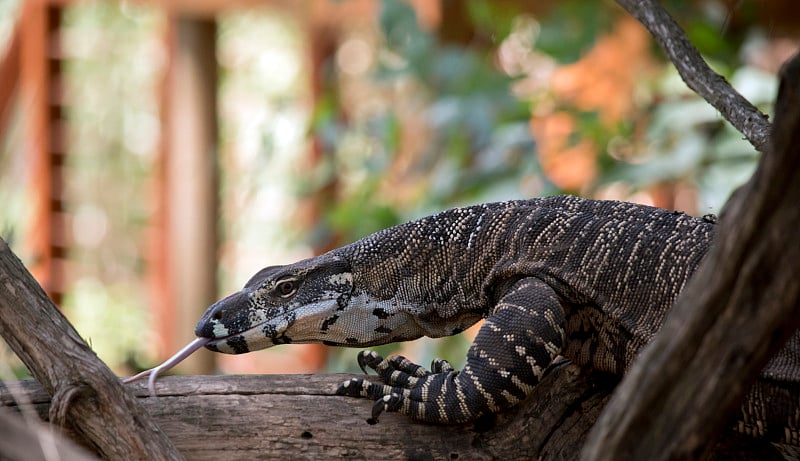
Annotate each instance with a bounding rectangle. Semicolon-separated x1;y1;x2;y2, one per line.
336;277;567;424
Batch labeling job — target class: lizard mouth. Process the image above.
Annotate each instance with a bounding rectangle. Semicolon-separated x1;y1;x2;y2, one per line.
204;330;247;350
197;315;266;345
203;321;275;354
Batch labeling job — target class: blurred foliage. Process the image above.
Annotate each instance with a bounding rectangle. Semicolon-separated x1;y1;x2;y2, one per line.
216;11;310;291
0;2;162;371
308;0;543;249
307;0;778;251
535;1;614;63
317;0;546;370
310;0;781;370
58;2;164;371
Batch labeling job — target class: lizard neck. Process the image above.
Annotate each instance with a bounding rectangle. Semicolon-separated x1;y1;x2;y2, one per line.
329;203;510;341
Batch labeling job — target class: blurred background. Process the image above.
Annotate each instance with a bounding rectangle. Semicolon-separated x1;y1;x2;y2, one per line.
0;0;797;379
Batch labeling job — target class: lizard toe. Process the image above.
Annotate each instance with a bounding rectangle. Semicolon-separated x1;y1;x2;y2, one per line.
337;377;407;400
387;355;431;377
373;355;426;387
336;377;371;397
354;352;430;386
368;393;403;424
431;358;455;373
356;350;382;374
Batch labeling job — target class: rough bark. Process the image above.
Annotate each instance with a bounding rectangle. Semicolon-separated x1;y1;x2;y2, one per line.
614;0;772;152
582;52;800;461
0;238;185;460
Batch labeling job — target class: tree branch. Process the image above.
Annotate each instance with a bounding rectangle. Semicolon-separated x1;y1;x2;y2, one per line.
0;238;184;460
615;0;772;152
582;51;800;460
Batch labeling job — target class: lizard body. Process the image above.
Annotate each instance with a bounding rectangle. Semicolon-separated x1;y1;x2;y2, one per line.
192;195;800;446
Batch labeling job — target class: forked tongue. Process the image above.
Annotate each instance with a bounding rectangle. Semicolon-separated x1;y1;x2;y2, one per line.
123;337;211;397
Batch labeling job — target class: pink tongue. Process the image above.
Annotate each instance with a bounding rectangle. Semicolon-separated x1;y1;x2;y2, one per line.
123;337;211;397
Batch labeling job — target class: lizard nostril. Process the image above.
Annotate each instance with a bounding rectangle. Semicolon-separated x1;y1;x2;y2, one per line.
212;310;223;321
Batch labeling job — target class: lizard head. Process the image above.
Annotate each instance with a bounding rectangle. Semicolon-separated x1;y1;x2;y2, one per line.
194;254;356;353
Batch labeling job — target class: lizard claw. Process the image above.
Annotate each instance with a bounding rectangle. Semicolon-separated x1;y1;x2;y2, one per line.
336;377;408;425
368;393;402;425
336;377;368;397
356;350;382;374
430;358;455;373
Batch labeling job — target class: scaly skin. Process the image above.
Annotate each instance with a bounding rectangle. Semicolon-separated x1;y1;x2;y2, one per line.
192;195;800;446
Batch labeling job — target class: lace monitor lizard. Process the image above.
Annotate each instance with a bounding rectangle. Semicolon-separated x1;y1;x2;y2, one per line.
133;195;800;449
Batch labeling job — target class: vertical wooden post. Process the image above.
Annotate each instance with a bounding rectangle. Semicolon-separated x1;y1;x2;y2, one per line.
291;19;342;372
20;1;66;306
152;16;218;373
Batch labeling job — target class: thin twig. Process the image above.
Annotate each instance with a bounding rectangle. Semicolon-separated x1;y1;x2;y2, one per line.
616;0;772;152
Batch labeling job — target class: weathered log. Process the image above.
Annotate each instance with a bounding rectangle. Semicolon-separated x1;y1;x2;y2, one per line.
1;368;784;460
0;365;608;460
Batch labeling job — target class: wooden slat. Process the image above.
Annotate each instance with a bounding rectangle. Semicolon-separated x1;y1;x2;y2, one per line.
20;1;67;305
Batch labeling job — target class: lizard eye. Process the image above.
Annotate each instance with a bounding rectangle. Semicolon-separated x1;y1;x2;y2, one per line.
276;279;298;298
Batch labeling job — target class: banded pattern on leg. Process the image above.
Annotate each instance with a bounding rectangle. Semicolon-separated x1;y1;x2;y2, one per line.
337;277;567;423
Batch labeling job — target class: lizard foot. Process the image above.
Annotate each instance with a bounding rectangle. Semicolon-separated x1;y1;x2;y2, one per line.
336;350;460;423
357;350;455;379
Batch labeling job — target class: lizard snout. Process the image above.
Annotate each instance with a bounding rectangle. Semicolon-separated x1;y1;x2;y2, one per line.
194;290;251;339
